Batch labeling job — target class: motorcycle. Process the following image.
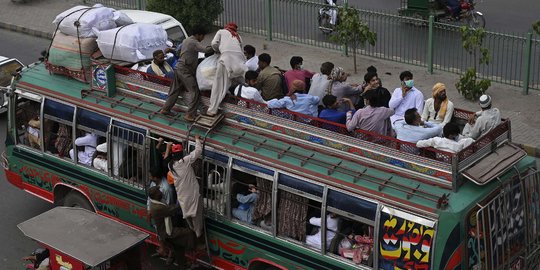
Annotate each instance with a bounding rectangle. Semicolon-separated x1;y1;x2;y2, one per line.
318;0;338;34
440;0;485;28
398;0;485;28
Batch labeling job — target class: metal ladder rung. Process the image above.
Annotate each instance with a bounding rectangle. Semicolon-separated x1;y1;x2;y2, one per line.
407;184;421;199
232;132;246;145
278;146;291;159
353;168;368;183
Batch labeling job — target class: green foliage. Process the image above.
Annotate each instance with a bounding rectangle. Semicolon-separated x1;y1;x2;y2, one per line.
456;26;491;101
146;0;223;33
330;7;376;73
455;68;491;100
533;21;540;35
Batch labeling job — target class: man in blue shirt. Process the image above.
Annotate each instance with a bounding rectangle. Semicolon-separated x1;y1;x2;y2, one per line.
146;49;176;79
319;95;354;124
394;108;442;143
232;184;259;224
267;80;320;117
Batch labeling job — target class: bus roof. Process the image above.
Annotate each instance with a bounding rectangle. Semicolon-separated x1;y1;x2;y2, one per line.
16;63;532;215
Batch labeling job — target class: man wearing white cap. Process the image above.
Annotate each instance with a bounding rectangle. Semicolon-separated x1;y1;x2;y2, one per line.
462;94;501;139
93;142;108;172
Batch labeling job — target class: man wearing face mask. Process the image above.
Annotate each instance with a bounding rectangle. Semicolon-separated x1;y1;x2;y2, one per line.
284;56;315;95
389;71;425;126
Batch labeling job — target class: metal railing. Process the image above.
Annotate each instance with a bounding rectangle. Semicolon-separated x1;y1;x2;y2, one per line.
83;0;539;92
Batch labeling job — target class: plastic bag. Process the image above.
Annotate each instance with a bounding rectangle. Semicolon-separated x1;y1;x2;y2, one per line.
196;54;219;90
95;23;168;63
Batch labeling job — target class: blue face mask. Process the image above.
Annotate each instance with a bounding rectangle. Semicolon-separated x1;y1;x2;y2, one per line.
404;79;414;88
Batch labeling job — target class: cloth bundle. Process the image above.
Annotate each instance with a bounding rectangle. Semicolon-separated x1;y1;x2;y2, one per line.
95;23;168;63
53;5;118;38
196;54;219;90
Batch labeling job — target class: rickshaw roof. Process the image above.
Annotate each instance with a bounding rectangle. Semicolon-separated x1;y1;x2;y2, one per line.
17;207;148;267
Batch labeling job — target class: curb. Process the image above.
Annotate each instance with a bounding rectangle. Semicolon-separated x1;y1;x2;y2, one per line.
0;21;52;40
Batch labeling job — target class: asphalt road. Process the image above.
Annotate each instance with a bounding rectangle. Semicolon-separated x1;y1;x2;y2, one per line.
0;29;53;269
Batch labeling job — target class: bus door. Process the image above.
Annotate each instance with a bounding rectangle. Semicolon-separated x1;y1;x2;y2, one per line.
467;169;540;270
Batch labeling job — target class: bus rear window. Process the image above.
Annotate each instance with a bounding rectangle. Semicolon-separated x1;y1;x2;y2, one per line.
0;60;23;87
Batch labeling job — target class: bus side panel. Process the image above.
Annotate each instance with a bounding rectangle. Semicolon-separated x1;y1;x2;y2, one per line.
378;211;435;269
8;147;154;238
5;168;23;189
438;223;463;270
206;219;353;270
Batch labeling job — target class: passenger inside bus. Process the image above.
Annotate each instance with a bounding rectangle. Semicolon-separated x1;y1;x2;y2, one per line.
331;218;374;266
69;133;99;166
305;212;339;250
93;142;108;172
232;184;259;224
27;116;41;149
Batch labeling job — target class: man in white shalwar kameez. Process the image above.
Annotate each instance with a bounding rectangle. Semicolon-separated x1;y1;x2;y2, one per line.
170;134;204;237
207;23;247;116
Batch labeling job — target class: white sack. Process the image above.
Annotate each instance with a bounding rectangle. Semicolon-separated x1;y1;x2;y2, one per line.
95;23;168;63
196;54;219;90
113;10;134;27
53;5;116;38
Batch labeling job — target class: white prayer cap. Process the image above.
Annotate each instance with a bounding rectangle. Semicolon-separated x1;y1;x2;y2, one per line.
96;142;107;153
479;94;492;109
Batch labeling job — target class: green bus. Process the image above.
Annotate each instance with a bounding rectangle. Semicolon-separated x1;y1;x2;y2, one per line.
2;60;539;270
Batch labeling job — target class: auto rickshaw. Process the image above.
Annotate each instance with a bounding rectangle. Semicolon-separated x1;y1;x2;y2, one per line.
398;0;485;28
18;207;150;270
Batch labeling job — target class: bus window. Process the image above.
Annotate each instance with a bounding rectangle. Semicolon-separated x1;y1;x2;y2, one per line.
43;99;74;158
202;158;228;217
15;95;41;149
72;109;109;168
277;174;323;245
326;212;374;267
109;121;147;188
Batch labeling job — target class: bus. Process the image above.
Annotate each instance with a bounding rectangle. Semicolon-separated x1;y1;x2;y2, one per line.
2;57;539;270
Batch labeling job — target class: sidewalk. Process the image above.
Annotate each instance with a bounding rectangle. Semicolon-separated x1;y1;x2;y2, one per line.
1;0;539;157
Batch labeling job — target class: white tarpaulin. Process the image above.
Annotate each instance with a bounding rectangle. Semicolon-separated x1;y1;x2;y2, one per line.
95;23;168;63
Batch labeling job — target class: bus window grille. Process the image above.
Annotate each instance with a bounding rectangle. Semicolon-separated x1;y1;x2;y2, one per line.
109;125;146;189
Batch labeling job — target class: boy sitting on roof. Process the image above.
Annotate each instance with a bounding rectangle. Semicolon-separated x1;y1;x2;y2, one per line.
233;70;266;104
267;80;320;117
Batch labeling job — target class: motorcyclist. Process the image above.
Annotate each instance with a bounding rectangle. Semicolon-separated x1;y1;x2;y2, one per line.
438;0;461;18
319;0;338;26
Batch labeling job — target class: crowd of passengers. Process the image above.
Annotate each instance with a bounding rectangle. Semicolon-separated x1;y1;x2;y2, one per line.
144;22;501;154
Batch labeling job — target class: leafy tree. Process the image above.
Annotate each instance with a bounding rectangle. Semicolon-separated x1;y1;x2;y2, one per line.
533;21;540;35
330;7;376;74
455;26;491;101
146;0;223;33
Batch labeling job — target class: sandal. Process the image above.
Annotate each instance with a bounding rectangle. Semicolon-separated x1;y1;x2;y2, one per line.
160;110;177;117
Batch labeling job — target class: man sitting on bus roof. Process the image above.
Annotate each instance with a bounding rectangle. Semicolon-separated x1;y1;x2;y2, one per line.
69;133;98;166
233;70;266;104
394;108;442;144
389;71;424;127
267;80;320;117
146;49;175;79
462;94;501;140
417;122;475;153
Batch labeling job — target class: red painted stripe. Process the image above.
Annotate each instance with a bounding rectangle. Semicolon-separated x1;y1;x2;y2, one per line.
5;169;23;189
444;243;463;270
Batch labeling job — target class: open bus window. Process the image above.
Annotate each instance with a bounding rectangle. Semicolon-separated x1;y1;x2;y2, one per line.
43;99;74;158
275;174;323;244
15;96;41;149
72;109;108;170
327;213;374;267
230;168;258;224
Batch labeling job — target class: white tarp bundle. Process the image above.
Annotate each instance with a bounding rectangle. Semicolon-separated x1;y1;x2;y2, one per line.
95;23;168;63
53;4;117;38
196;54;219;90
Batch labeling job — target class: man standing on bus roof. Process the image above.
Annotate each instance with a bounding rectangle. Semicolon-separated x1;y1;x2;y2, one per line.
160;26;214;122
169;134;204;238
